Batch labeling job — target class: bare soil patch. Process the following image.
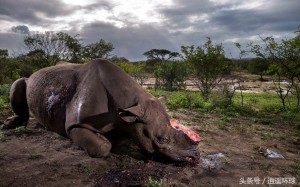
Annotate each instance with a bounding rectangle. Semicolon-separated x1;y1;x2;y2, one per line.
0;109;299;186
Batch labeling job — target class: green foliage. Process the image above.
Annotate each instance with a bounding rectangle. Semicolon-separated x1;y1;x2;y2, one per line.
181;38;232;101
210;84;235;108
145;176;163;187
248;30;300;109
154;61;187;90
0;32;117;85
115;61;148;86
0;57;21;83
148;89;205;110
248;58;269;80
0;84;10;113
149;89;299;120
143;49;180;63
17;54;54;75
24;31;83;64
83;39;114;60
231;59;250;71
293;160;300;179
0;49;8;58
14;126;32;134
233;92;297;112
77;164;96;175
144;59;159;74
148;88;300;134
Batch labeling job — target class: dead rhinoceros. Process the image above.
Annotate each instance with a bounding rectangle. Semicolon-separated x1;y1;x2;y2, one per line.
6;59;200;163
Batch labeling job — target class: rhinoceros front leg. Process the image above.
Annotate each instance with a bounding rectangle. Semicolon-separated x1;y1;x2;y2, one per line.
69;127;112;157
65;75;112;157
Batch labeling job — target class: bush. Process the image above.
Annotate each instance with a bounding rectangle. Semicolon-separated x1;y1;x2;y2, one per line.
210;84;235;108
154;61;187;91
0;84;10;112
181;38;233;101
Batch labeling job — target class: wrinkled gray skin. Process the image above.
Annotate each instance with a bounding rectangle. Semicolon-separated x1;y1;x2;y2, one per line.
6;59;200;162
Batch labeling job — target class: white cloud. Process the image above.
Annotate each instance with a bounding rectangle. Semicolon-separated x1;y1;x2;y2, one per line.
61;0;96;6
110;0;173;26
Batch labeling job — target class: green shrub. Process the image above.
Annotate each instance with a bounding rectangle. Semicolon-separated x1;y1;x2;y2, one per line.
210;84;235;108
154;61;187;91
0;84;10;112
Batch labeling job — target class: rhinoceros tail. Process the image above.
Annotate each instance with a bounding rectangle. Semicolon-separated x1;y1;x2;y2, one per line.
6;78;29;127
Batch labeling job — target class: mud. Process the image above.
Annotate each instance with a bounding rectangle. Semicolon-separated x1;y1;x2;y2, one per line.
0;109;299;186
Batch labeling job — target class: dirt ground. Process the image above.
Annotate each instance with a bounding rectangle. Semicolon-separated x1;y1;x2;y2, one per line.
0;108;299;187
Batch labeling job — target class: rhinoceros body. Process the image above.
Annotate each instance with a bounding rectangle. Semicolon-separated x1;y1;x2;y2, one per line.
7;59;200;162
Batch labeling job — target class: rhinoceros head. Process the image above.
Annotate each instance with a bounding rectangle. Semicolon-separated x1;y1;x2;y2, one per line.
119;98;200;163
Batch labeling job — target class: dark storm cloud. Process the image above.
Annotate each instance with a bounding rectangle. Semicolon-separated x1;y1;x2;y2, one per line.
161;0;300;36
160;0;212;30
75;21;178;61
209;0;300;33
11;25;30;34
156;0;300;58
0;0;77;25
0;0;299;60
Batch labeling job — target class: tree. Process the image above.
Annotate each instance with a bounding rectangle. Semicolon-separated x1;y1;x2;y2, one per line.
248;29;300;108
143;49;180;63
181;38;231;101
83;39;114;60
109;56;129;64
248;58;270;81
0;49;8;58
154;60;187;90
24;31;82;65
115;60;148;86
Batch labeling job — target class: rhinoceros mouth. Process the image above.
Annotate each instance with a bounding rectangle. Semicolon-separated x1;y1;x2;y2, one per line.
152;143;200;163
185;156;200;165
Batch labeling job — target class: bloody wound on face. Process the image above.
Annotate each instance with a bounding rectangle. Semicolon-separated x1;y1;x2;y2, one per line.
170;118;201;142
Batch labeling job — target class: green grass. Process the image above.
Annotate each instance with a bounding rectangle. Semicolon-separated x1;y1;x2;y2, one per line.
145;176;163;187
77;164;96;175
293;160;300;179
148;89;208;110
233;92;297;111
14;126;32;134
148;88;300;130
148;88;299;112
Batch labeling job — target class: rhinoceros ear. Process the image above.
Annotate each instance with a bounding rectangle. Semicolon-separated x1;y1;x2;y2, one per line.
118;104;144;123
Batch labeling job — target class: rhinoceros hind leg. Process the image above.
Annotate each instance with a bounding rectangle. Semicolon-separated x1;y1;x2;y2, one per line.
4;78;29;129
69;127;112;157
4;116;28;129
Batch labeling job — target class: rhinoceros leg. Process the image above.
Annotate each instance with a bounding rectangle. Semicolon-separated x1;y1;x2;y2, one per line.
4;78;29;129
69;127;112;157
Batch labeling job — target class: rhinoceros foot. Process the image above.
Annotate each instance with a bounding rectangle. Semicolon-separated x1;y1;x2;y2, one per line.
3;116;28;129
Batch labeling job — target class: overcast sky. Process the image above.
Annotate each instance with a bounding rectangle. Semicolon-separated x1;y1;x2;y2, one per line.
0;0;299;61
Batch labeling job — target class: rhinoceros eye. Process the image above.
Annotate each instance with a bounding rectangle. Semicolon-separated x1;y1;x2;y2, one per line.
156;137;169;144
